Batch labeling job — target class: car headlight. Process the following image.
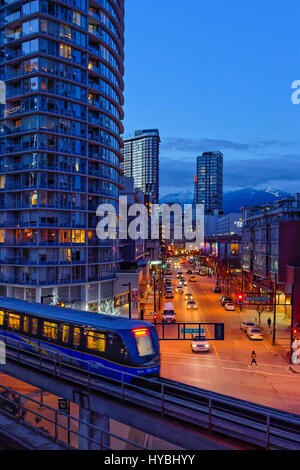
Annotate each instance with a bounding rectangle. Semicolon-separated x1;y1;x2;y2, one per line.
194;306;197;309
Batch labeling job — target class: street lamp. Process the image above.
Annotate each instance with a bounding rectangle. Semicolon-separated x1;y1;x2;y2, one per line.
122;282;131;319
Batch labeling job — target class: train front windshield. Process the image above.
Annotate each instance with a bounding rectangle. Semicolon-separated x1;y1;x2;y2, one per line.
132;328;155;357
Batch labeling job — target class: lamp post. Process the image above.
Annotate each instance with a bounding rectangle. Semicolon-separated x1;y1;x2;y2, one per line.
272;273;277;346
122;282;131;319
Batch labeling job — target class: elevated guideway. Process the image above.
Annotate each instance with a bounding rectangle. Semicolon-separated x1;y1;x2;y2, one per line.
1;335;300;450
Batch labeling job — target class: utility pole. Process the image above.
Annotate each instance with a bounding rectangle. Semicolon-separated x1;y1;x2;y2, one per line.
272;273;277;346
290;285;295;364
153;275;156;313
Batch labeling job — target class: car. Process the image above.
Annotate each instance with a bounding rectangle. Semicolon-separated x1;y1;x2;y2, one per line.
187;270;193;274
221;297;233;306
189;275;197;282
191;334;209;353
224;302;235;311
185;293;193;301
240;321;256;332
199;271;206;276
165;291;174;299
178;279;187;286
187;300;197;310
246;328;263;340
166;270;172;276
213;286;221;293
176;285;183;294
164;285;173;292
164;278;172;285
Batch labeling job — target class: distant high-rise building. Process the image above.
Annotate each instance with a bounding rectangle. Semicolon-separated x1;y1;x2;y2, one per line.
122;129;160;203
196;151;223;214
0;0;125;310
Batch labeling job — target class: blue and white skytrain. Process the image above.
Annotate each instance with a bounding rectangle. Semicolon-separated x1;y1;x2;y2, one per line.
0;297;160;382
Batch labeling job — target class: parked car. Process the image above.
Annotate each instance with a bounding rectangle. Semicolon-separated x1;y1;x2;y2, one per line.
187;300;197;310
224;302;235;311
246;328;263;340
221;297;233;306
240;321;256;332
189;275;197;282
213;286;221;293
191;334;209;353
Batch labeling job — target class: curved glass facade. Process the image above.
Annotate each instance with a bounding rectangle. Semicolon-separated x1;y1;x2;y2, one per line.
0;0;124;310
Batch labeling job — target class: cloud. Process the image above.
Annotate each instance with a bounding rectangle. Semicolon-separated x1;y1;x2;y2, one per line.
161;137;297;153
160;157;195;189
224;154;300;187
160;153;300;193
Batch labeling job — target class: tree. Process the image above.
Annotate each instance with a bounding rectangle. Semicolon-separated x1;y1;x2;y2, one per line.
99;299;121;316
256;304;267;326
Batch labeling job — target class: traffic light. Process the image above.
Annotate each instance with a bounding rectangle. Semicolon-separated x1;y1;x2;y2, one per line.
153;313;157;323
236;293;245;304
292;328;297;341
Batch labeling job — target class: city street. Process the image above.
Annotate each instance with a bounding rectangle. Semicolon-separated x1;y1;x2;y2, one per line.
159;262;300;414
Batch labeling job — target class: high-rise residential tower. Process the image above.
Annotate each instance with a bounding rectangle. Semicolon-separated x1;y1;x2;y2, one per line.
0;0;124;311
196;151;223;214
122;129;160;203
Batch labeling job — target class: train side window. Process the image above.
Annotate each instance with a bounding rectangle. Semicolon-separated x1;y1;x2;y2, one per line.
87;330;106;352
62;324;69;343
73;327;81;347
23;316;29;333
43;321;58;340
0;311;4;326
8;313;21;331
31;318;38;335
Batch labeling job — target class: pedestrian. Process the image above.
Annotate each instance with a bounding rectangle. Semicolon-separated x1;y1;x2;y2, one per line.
267;317;271;329
249;350;258;368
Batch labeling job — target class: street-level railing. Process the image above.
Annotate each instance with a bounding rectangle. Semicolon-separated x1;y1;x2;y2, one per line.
0;384;148;450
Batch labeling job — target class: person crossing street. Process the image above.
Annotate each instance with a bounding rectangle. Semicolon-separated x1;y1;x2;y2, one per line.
249;350;258;368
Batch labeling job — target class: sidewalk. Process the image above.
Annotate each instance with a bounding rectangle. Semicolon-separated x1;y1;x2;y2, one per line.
237;304;300;373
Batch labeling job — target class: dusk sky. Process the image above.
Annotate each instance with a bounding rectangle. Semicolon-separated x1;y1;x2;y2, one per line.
123;0;300;197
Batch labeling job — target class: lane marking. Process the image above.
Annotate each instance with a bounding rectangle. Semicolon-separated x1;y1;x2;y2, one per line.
189;277;220;360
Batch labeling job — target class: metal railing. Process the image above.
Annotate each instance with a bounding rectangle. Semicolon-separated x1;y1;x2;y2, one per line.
0;384;147;450
1;334;300;450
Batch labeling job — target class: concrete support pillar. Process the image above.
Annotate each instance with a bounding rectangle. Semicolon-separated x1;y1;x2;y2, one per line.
79;407;110;450
36;287;41;304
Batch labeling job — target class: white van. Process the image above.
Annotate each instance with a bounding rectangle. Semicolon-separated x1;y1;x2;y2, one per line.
162;302;176;323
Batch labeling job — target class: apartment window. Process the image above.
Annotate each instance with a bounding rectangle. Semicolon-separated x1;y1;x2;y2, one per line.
60;44;72;59
22;18;39;36
22;39;38;55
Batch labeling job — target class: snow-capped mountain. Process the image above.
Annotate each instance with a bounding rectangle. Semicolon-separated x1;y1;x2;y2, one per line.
160;188;291;213
160;191;194;205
